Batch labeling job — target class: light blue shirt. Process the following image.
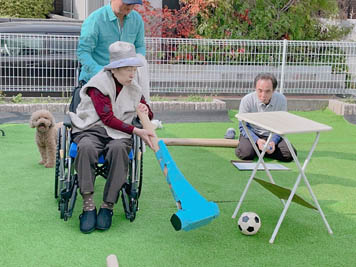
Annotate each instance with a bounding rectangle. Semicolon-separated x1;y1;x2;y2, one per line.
77;4;145;82
238;91;287;144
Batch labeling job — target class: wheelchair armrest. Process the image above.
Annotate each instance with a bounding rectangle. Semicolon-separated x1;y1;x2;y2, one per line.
63;115;72;128
132;116;143;129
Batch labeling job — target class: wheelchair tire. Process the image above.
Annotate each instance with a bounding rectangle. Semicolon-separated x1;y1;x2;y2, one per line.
122;136;144;222
137;149;143;199
57;124;76;221
59;199;65;219
129;198;138;222
54;128;61;199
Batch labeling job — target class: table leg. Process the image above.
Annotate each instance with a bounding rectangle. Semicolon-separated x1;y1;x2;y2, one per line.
285;133;333;235
242;125;286;205
232;123;281;219
269;134;333;243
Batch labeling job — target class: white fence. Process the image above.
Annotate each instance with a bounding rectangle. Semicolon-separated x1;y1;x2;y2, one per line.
146;38;356;95
1;34;356;95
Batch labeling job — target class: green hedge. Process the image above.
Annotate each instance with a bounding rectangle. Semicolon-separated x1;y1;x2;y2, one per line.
0;0;53;18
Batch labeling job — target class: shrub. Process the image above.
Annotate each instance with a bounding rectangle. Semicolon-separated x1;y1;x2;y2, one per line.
0;0;53;18
11;93;22;104
195;0;350;41
138;0;350;41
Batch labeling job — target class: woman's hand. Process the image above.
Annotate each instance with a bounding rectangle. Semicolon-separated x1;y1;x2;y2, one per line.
137;103;148;115
133;127;155;150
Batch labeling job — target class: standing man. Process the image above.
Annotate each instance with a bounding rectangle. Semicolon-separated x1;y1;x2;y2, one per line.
77;0;150;101
235;73;296;162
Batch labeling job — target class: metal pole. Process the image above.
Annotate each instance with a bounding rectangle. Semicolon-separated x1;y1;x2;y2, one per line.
279;39;287;94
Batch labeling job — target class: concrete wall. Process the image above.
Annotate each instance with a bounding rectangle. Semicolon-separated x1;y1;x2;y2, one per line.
222;98;329;111
328;99;356;115
0;98;331;113
71;0;107;20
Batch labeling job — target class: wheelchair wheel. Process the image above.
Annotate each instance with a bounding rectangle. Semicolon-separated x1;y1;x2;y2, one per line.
57;124;78;221
54;128;61;199
59;174;78;221
122;134;144;222
59;198;67;220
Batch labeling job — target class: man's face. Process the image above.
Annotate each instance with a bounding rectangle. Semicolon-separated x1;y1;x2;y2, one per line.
119;4;136;16
112;66;137;86
111;0;136;16
255;79;274;105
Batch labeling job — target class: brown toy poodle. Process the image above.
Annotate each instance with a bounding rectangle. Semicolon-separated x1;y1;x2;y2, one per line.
29;110;62;168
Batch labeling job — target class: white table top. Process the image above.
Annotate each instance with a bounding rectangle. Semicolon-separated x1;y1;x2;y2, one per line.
235;111;332;135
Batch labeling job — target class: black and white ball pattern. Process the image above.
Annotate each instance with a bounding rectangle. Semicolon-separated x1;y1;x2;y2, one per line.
238;212;261;235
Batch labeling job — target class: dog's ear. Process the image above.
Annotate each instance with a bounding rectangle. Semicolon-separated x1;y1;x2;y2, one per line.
49;113;56;128
29;116;35;128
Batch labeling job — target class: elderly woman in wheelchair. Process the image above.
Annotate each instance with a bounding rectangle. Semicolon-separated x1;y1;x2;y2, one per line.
59;41;154;234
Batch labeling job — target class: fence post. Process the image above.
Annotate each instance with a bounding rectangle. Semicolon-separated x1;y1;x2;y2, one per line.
279;39;288;94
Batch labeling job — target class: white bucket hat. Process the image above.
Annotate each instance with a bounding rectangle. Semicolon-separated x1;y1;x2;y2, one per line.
104;41;143;70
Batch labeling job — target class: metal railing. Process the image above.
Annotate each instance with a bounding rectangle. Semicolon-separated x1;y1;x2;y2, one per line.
146;38;356;95
0;33;79;93
1;33;356;95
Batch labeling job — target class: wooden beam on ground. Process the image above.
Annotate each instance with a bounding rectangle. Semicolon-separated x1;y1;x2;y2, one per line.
159;138;239;148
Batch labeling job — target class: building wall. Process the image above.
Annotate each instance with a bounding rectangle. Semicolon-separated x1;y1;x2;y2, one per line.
63;0;160;20
338;0;356;19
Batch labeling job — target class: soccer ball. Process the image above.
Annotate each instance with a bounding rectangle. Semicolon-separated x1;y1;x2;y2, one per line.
238;212;261;235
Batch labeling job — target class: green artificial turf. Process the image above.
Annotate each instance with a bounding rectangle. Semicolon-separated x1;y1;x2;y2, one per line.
0;109;355;266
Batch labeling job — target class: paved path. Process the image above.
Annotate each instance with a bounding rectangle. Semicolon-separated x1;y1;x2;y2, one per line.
0;110;232;125
344;114;356;125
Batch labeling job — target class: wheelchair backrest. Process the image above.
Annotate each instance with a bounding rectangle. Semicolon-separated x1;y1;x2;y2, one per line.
69;65;84;114
69;84;82;114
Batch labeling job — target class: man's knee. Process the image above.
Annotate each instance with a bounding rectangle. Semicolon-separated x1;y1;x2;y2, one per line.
281;148;297;162
277;141;297;162
235;145;255;160
279;153;293;162
235;135;256;160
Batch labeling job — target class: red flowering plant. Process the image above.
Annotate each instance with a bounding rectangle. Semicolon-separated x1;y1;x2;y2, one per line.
136;0;216;64
136;0;207;38
136;0;349;66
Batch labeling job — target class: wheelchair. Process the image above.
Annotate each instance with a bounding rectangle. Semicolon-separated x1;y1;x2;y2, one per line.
54;87;145;223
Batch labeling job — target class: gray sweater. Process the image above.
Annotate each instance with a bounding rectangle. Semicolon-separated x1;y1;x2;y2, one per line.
238;91;287;143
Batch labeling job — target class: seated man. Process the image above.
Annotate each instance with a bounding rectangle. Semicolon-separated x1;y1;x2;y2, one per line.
235;73;296;162
69;41;155;234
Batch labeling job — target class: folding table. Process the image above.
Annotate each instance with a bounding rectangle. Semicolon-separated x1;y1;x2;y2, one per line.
232;111;333;243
